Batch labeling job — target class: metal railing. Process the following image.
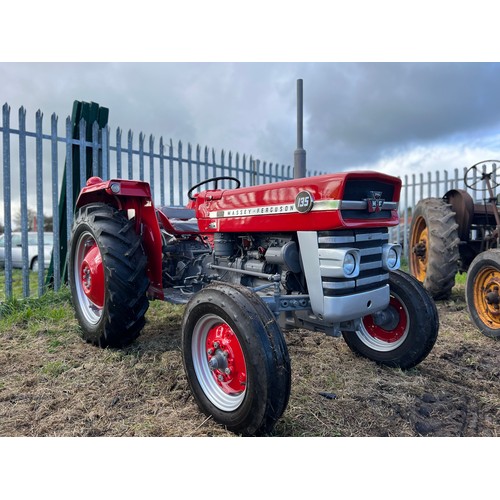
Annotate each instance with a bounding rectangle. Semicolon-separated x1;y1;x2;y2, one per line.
2;102;496;301
1;103;309;301
394;163;498;261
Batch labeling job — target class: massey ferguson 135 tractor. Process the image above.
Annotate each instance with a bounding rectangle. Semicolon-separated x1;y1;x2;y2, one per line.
409;160;500;339
69;171;439;435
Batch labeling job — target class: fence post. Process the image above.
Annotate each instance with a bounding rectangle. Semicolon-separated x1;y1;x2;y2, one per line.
404;174;409;261
47;100;108;286
128;130;133;179
187;143;193;195
51;113;61;292
19;107;30;297
160;137;165;206
178;140;183;202
35;110;45;296
91;121;99;178
2;103;13;299
139;132;145;181
116;128;122;178
149;134;155;198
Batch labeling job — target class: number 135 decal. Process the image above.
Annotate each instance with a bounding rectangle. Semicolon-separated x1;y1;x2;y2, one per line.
295;190;314;213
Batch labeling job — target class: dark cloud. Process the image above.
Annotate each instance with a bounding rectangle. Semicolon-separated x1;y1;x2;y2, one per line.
1;62;500;179
301;63;500;170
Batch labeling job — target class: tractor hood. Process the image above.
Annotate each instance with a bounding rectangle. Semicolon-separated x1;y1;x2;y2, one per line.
194;171;401;233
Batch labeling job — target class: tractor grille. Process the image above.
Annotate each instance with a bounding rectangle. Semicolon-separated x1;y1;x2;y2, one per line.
340;179;396;220
318;227;389;297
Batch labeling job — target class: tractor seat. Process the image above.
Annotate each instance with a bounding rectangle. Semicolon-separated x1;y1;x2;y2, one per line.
159;206;199;233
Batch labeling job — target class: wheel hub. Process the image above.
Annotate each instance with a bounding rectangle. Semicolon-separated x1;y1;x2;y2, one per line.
80;243;104;308
478;271;500;318
413;240;427;260
410;218;429;282
206;324;247;395
362;296;408;343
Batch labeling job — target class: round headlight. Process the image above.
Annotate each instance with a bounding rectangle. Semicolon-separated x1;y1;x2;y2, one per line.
387;247;398;269
343;253;356;276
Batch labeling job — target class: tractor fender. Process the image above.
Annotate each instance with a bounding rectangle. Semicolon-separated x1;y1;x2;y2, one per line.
443;188;473;241
76;177;164;300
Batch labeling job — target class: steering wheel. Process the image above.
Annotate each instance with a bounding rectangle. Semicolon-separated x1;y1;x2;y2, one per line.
464;160;500;191
187;176;241;200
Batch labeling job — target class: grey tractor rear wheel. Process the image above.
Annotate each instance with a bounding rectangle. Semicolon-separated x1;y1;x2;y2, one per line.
69;203;150;348
409;198;460;300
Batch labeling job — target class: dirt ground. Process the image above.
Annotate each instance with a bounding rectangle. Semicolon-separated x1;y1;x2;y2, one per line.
0;283;499;437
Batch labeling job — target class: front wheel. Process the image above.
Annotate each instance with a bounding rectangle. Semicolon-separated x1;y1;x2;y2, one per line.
465;249;500;338
182;283;291;436
342;270;439;369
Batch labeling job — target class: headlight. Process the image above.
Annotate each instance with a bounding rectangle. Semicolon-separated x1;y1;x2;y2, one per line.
109;182;121;194
318;247;360;278
382;244;401;270
386;248;398;269
343;252;356;276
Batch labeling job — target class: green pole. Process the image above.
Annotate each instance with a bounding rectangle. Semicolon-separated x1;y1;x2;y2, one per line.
46;100;109;287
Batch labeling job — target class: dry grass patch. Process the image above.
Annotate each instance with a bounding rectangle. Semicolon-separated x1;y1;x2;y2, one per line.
1;282;499;437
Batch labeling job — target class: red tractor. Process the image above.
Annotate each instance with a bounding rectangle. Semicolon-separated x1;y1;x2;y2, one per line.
69;171;439;435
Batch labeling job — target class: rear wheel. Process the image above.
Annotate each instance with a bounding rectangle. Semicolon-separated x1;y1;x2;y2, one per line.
465;250;500;338
182;283;291;436
68;203;150;348
342;270;439;369
409;198;460;300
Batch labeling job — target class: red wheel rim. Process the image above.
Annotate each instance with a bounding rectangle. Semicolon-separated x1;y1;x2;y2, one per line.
362;296;408;343
206;323;247;395
80;242;105;308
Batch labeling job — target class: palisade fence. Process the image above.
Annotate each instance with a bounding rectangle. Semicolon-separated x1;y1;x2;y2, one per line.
391;162;499;256
1;103;497;302
1;103;318;301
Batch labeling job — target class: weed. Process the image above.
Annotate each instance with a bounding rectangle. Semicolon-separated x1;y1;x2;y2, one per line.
41;361;69;377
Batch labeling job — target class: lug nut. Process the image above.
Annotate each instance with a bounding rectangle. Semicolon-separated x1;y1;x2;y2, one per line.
224;368;231;375
213;342;219;349
207;348;213;355
217;374;224;382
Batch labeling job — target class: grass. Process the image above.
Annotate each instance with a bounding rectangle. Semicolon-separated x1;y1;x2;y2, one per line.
0;269;49;302
0;269;498;438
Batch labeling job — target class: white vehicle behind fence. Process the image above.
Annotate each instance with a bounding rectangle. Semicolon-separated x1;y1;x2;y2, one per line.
0;232;53;272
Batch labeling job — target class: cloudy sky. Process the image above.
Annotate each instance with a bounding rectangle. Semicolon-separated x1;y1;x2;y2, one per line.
1;2;500;223
2;61;500;180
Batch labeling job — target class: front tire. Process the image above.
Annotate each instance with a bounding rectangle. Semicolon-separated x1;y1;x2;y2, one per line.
182;282;291;436
465;250;500;338
342;270;439;369
68;203;150;348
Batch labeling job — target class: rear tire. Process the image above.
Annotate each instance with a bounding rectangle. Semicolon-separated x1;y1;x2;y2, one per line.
409;198;460;300
182;282;291;436
68;203;150;348
465;250;500;338
342;270;439;369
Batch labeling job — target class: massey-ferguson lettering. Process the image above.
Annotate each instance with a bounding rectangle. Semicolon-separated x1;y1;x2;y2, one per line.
69;172;439;435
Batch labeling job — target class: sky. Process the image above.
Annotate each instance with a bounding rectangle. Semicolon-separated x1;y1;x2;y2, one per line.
2;61;500;183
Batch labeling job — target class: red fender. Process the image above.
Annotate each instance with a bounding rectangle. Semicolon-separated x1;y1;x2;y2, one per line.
76;177;164;300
